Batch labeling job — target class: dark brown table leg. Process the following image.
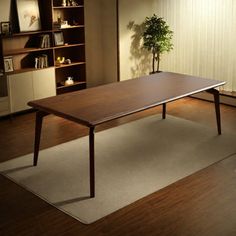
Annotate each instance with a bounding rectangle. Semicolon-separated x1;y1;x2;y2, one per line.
162;103;166;119
207;88;221;135
33;111;48;166
89;127;95;198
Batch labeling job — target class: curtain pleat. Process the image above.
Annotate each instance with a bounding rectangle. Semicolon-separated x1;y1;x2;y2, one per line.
155;0;236;92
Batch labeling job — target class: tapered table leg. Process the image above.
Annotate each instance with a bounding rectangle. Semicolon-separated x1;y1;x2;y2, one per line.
207;88;221;135
162;103;166;119
33;111;48;166
89;127;95;198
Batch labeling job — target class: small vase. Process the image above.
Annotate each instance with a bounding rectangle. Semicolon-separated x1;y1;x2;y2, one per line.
65;77;74;86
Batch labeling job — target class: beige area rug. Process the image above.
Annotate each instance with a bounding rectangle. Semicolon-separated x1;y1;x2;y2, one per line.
1;115;236;224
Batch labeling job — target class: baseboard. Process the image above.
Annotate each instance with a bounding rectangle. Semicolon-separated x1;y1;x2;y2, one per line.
191;92;236;107
0;108;35;120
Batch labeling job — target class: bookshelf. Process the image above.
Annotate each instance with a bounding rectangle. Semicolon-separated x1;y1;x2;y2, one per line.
1;31;54;72
52;0;86;94
0;0;86;114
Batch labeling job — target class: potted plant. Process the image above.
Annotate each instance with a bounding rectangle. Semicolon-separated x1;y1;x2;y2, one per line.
142;14;173;73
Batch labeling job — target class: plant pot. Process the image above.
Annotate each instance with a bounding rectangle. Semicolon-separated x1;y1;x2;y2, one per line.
149;71;162;75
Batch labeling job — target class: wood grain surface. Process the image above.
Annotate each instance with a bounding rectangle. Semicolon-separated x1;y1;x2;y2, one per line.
0;98;236;236
28;72;225;126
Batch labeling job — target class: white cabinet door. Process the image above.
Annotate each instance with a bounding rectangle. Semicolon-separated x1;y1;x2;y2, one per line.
8;72;34;113
32;68;56;100
8;69;56;113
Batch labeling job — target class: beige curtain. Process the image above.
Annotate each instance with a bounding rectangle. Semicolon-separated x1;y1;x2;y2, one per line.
155;0;236;92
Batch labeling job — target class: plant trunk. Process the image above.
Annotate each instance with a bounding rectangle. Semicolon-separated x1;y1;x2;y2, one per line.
156;53;160;72
152;51;155;73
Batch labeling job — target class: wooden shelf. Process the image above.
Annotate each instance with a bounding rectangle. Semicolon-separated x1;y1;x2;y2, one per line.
5;66;55;75
56;81;86;95
4;47;53;56
220;90;236;98
57;80;86;89
1;30;53;38
0;0;86;101
3;43;85;57
58;25;85;30
53;5;84;9
55;62;85;69
53;43;85;49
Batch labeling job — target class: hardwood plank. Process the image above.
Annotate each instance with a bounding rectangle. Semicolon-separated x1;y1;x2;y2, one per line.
0;98;236;236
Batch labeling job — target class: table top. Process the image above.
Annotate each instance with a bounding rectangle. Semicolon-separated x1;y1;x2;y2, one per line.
28;72;225;127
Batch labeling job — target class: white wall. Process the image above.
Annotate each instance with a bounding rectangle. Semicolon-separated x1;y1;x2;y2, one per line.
118;0;236;91
119;0;156;81
101;0;118;84
0;0;11;25
84;0;118;87
84;0;104;86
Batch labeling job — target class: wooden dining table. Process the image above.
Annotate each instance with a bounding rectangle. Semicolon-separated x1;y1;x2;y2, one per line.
28;72;225;198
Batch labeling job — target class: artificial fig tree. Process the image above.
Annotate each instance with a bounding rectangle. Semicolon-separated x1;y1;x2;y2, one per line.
142;14;173;73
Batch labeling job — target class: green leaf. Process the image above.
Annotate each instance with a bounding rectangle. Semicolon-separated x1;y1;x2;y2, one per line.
141;14;174;72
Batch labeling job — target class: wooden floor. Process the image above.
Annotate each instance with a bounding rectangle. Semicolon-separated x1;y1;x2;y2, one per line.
0;97;236;236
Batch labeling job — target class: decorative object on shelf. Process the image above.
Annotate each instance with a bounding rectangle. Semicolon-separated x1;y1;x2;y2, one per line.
65;59;71;64
53;31;64;46
56;57;61;66
57;13;61;24
65;76;74;86
4;57;14;72
55;57;65;66
67;0;79;6
142;14;173;73
54;13;62;29
60;20;70;28
72;20;79;26
62;0;67;7
0;21;12;36
16;0;41;32
55;57;72;66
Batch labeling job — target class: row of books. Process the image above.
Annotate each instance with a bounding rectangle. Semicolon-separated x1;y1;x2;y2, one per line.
35;54;48;69
39;34;50;48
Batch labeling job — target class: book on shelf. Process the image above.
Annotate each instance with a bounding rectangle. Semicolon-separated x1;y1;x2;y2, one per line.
39;34;50;48
35;54;48;69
